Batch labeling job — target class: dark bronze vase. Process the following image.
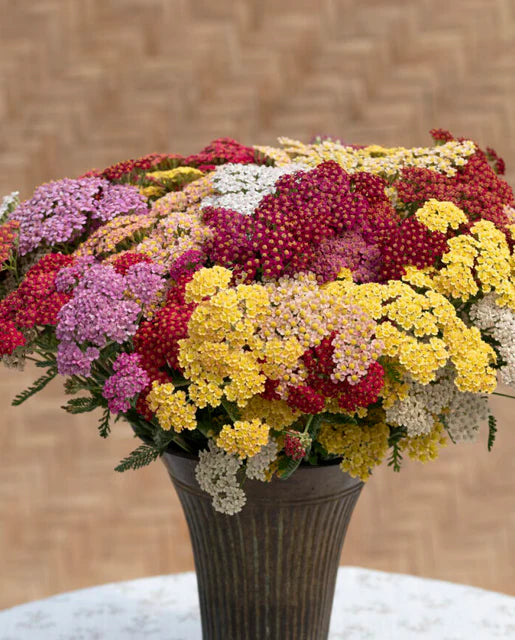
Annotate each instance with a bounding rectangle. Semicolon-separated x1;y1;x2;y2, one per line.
162;451;363;640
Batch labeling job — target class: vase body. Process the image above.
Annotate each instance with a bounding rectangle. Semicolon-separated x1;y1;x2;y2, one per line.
162;451;363;640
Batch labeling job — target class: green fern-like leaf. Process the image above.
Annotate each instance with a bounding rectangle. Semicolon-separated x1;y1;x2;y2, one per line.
61;396;100;414
34;358;57;368
487;414;497;452
98;408;111;438
12;367;58;406
114;444;160;472
153;428;177;450
387;425;406;472
277;455;302;480
387;439;403;472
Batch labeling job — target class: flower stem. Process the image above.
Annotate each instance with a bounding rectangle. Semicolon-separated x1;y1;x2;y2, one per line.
304;414;314;433
492;391;515;400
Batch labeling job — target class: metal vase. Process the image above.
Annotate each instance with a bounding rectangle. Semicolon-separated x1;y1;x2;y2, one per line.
162;451;363;640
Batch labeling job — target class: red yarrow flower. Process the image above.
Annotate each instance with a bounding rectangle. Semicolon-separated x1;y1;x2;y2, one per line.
112;252;153;276
284;432;309;461
286;384;325;414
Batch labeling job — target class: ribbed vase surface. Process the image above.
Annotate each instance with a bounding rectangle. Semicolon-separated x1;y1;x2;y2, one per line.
162;452;363;640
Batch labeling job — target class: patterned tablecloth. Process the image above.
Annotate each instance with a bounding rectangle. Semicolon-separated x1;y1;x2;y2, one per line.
1;566;514;639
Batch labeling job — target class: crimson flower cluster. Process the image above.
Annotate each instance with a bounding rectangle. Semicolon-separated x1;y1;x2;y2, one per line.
184;138;264;172
203;161;393;282
0;253;74;356
81;153;183;182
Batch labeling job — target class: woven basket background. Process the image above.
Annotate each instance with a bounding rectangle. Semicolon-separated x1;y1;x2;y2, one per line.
1;0;514;608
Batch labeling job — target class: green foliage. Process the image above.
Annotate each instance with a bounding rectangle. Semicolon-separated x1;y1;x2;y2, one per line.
98;408;111;438
34;328;59;352
12;367;58;406
387;425;407;473
307;441;337;466
34;358;58;368
307;414;325;439
152;427;178;451
318;412;357;426
114;444;161;472
61;396;100;414
487;414;497;452
440;414;456;444
479;334;508;369
64;376;84;395
379;358;402;383
220;397;241;423
387;440;403;473
277;455;301;480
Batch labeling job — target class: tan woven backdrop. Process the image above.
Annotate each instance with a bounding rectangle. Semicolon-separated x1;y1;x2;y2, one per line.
1;0;514;608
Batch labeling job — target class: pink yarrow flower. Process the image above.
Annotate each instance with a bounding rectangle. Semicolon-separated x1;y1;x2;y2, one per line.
102;353;150;413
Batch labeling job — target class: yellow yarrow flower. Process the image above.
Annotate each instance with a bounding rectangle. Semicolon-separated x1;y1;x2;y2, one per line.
185;266;233;303
140;185;165;198
179;271;270;408
276;137;476;178
146;166;204;187
400;421;448;463
415;199;468;234
380;360;410;409
317;420;390;481
442;319;497;393
146;382;197;432
472;220;514;305
402;266;437;290
261;337;305;380
217;419;270;459
240;396;300;431
253;145;292;167
430;220;514;307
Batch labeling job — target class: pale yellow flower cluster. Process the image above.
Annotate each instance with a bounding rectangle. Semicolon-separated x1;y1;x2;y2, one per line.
136;207;211;271
141;167;205;199
75;212;158;258
317;417;390;481
240;396;300;431
216;418;270;459
146;382;197;432
260;273;381;392
415;199;468;234
400;421;448;463
432;220;514;307
152;174;213;218
268;138;476;178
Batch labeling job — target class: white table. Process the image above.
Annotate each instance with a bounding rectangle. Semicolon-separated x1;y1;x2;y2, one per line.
1;567;514;639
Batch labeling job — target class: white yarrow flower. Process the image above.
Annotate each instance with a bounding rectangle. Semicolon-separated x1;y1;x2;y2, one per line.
245;439;278;481
195;441;246;515
470;294;515;385
0;191;20;222
200;163;307;216
446;392;489;443
386;367;488;442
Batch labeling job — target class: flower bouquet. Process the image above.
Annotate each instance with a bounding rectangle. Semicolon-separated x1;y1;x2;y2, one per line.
1;130;514;639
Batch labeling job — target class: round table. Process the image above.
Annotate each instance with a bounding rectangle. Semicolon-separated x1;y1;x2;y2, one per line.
1;567;514;639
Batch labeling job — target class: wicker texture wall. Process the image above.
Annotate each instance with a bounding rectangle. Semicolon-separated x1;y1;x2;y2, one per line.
0;0;514;608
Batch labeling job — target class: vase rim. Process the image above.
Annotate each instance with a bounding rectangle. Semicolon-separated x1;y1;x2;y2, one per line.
163;444;344;469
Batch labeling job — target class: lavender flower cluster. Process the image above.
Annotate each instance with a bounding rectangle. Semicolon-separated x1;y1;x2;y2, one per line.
102;353;150;413
11;178;147;255
55;258;164;376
